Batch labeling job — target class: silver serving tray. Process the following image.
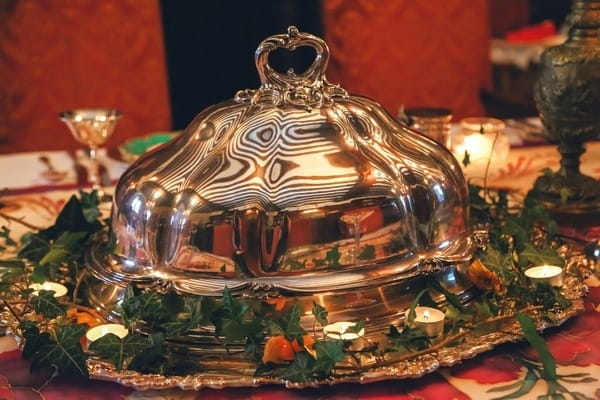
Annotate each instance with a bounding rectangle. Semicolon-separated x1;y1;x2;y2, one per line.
85;273;586;390
2;245;590;390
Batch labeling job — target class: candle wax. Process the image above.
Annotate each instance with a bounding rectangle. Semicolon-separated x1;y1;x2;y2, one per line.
85;323;128;342
412;306;445;338
323;321;365;341
524;265;563;287
29;282;68;298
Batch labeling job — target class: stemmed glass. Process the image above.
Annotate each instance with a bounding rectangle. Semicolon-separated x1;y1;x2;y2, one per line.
60;109;122;199
340;209;374;265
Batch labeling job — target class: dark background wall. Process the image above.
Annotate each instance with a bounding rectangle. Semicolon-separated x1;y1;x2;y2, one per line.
160;0;323;130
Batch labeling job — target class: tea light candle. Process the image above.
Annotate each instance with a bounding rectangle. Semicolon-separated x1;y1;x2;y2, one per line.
85;323;128;343
412;306;445;337
524;265;563;287
323;321;365;341
451;117;509;179
28;282;68;299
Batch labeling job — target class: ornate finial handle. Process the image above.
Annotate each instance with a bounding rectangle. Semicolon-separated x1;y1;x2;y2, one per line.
255;26;330;88
235;26;346;107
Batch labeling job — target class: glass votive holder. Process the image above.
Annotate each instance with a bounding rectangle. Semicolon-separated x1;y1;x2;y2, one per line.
451;117;510;180
405;107;452;148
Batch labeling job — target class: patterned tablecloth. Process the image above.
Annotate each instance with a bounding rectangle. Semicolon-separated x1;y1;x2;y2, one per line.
0;142;599;400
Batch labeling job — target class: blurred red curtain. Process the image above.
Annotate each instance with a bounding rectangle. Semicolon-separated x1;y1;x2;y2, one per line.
323;0;491;120
0;0;171;153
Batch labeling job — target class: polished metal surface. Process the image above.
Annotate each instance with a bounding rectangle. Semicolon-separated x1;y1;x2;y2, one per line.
6;247;588;389
88;271;588;388
88;26;472;331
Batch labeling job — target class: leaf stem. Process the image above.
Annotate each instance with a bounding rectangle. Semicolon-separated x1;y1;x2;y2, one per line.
0;212;43;231
483;129;500;202
2;299;22;324
348;304;543;374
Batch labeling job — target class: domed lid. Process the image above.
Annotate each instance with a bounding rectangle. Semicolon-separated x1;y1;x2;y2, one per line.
108;27;472;297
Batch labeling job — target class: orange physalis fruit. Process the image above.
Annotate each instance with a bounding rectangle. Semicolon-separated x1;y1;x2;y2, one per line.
467;259;502;292
264;297;287;311
291;334;315;353
262;335;296;364
66;307;102;328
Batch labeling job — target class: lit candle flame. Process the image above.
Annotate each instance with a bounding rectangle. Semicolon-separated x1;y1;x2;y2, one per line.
423;310;430;320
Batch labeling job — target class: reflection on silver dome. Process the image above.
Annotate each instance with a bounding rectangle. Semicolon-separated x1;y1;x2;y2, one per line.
88;27;473;323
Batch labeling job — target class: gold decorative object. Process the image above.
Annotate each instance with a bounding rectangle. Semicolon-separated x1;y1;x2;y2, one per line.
60;109;122;197
531;0;600;225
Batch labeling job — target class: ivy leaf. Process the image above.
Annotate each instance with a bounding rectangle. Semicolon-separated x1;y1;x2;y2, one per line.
387;325;429;353
214;288;262;343
161;291;185;315
39;231;88;266
78;190;101;223
281;304;306;340
20;323;53;361
518;244;564;269
407;288;428;324
480;245;516;284
31;324;88;377
444;303;473;327
357;244;376;261
325;245;341;268
516;313;556;381
30;290;66;318
533;284;571;309
120;286;173;329
0;226;16;247
266;304;306;341
0;259;25;269
462;150;471;167
30;265;47;284
40;195;102;240
88;332;147;371
163;297;214;337
221;316;262;344
127;332;166;374
311;301;328;326
18;233;51;263
266;319;286;336
345;320;365;335
313;340;344;377
244;330;267;360
277;352;314;382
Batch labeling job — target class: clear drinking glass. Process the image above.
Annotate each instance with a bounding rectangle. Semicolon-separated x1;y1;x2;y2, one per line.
60;109;122;198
